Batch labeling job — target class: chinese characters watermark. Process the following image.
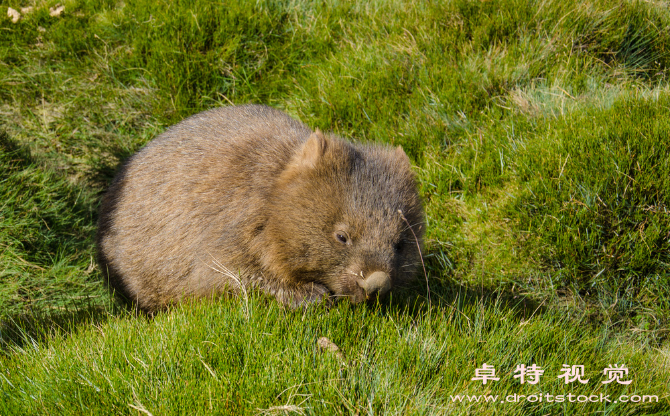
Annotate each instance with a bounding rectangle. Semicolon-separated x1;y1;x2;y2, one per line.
513;364;544;385
558;365;589;384
471;363;500;385
471;363;632;385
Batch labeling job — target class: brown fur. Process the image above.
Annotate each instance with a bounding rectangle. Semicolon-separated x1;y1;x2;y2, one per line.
97;105;424;312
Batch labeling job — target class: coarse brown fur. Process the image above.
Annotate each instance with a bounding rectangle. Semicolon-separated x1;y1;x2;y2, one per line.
97;105;424;313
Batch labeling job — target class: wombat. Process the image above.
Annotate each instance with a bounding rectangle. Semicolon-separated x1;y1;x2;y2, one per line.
97;105;424;312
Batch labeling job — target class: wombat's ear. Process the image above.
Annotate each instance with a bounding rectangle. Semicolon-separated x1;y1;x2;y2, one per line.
295;129;328;169
395;145;411;167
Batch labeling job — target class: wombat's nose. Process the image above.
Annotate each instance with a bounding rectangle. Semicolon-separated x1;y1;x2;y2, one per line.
357;271;392;300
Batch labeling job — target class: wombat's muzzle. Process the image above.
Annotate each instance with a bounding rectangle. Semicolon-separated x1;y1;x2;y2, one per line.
357;271;392;301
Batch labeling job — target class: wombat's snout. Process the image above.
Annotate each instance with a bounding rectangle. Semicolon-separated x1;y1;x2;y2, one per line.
357;271;393;301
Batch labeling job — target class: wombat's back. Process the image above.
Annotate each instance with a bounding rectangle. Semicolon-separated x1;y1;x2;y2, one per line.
97;105;312;310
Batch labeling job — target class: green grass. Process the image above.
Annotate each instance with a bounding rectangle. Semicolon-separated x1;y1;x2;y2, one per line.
2;293;669;414
0;133;105;317
1;0;670;414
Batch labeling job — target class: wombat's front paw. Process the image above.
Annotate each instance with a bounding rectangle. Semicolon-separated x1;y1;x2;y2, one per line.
299;282;332;306
269;281;332;308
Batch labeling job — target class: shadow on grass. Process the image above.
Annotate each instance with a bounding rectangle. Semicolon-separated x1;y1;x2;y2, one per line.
0;303;124;354
0;132;121;353
376;244;548;327
87;140;140;192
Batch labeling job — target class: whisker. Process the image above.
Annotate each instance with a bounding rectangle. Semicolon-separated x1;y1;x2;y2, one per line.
400;220;424;233
398;209;429;305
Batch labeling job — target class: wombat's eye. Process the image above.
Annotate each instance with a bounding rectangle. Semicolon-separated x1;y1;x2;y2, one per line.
334;231;349;245
394;240;405;253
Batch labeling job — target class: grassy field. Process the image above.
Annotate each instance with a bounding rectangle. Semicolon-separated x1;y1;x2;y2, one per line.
1;0;669;414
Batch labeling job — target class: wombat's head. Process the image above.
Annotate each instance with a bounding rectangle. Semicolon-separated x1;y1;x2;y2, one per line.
264;130;424;304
